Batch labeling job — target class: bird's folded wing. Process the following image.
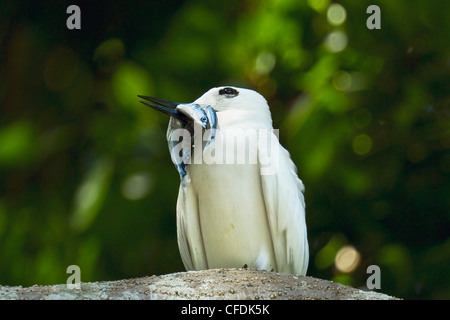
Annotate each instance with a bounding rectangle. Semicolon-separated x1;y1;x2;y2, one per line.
258;134;309;275
176;180;207;271
176;194;194;270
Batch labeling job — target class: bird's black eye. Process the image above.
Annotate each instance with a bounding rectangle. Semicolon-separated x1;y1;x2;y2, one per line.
219;87;239;97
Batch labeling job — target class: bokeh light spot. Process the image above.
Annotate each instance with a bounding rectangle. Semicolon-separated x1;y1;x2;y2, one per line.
121;173;153;201
327;4;347;26
324;30;348;53
335;245;361;273
255;52;276;76
332;70;351;91
352;134;373;155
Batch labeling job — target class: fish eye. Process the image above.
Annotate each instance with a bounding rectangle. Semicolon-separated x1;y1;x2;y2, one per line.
219;87;239;97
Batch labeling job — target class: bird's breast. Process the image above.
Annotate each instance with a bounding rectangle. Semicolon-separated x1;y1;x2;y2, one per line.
184;133;276;270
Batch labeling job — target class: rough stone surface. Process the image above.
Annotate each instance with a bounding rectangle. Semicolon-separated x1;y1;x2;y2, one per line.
0;268;399;300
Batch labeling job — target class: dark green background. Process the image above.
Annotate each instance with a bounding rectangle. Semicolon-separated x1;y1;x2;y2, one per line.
1;0;449;299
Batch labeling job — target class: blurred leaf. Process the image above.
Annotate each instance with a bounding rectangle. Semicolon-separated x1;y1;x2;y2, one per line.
377;243;413;294
76;236;101;282
315;234;346;269
112;61;154;110
0;121;35;168
70;157;114;232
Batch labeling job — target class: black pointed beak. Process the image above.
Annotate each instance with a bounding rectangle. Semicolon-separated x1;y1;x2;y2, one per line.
138;95;188;123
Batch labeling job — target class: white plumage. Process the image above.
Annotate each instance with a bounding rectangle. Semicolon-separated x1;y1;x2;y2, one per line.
139;86;309;275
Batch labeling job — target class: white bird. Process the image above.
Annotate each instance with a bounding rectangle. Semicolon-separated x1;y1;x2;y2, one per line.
138;86;309;275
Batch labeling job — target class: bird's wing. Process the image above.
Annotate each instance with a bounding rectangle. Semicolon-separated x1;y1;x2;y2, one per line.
258;133;309;275
176;187;193;271
176;179;207;271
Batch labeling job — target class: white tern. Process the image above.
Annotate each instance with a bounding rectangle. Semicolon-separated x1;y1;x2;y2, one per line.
138;86;308;275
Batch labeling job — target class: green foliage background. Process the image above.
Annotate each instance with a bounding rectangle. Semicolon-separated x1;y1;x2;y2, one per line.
0;0;449;299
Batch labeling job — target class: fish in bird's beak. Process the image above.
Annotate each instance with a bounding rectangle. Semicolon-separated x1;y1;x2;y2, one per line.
138;94;218;178
138;95;211;129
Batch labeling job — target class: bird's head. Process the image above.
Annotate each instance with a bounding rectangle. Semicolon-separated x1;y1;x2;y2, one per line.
138;86;274;178
138;86;272;129
194;86;267;112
